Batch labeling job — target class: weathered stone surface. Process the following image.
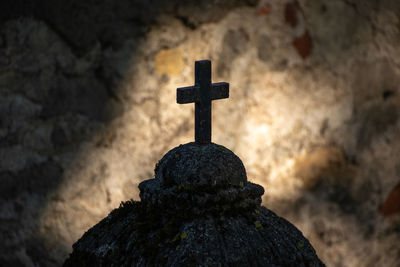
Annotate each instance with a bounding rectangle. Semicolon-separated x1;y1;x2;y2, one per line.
152;142;247;187
1;0;400;266
64;203;323;267
139;143;261;217
64;143;324;266
217;28;250;76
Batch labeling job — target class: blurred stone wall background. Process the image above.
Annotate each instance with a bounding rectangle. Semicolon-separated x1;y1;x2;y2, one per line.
1;0;400;266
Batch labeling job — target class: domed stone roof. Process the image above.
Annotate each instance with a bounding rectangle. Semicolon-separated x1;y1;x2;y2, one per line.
139;142;264;216
155;142;247;187
64;143;325;267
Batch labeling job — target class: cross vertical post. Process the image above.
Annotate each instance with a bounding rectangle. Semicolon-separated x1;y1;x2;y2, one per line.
177;60;229;144
195;60;212;143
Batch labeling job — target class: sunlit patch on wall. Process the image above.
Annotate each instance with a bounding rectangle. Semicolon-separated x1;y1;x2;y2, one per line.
154;46;184;76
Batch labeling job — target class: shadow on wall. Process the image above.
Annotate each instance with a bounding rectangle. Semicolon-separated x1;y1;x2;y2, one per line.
0;1;163;266
0;0;260;266
1;0;400;266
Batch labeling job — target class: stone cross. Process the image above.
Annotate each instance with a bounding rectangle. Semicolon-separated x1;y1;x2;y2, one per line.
177;60;229;144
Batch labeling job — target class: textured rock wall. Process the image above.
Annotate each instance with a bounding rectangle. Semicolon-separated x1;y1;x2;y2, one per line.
0;0;399;266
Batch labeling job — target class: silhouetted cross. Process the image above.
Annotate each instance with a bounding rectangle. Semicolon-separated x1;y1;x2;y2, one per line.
177;60;229;144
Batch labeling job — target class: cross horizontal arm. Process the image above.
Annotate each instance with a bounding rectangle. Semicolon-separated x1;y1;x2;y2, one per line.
177;85;199;104
211;82;229;100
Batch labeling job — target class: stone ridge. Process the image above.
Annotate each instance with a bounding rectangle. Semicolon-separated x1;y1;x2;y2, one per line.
139;142;264;216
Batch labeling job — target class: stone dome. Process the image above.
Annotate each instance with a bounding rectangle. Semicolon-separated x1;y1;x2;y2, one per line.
139;142;264;216
64;143;325;266
155;142;247;187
